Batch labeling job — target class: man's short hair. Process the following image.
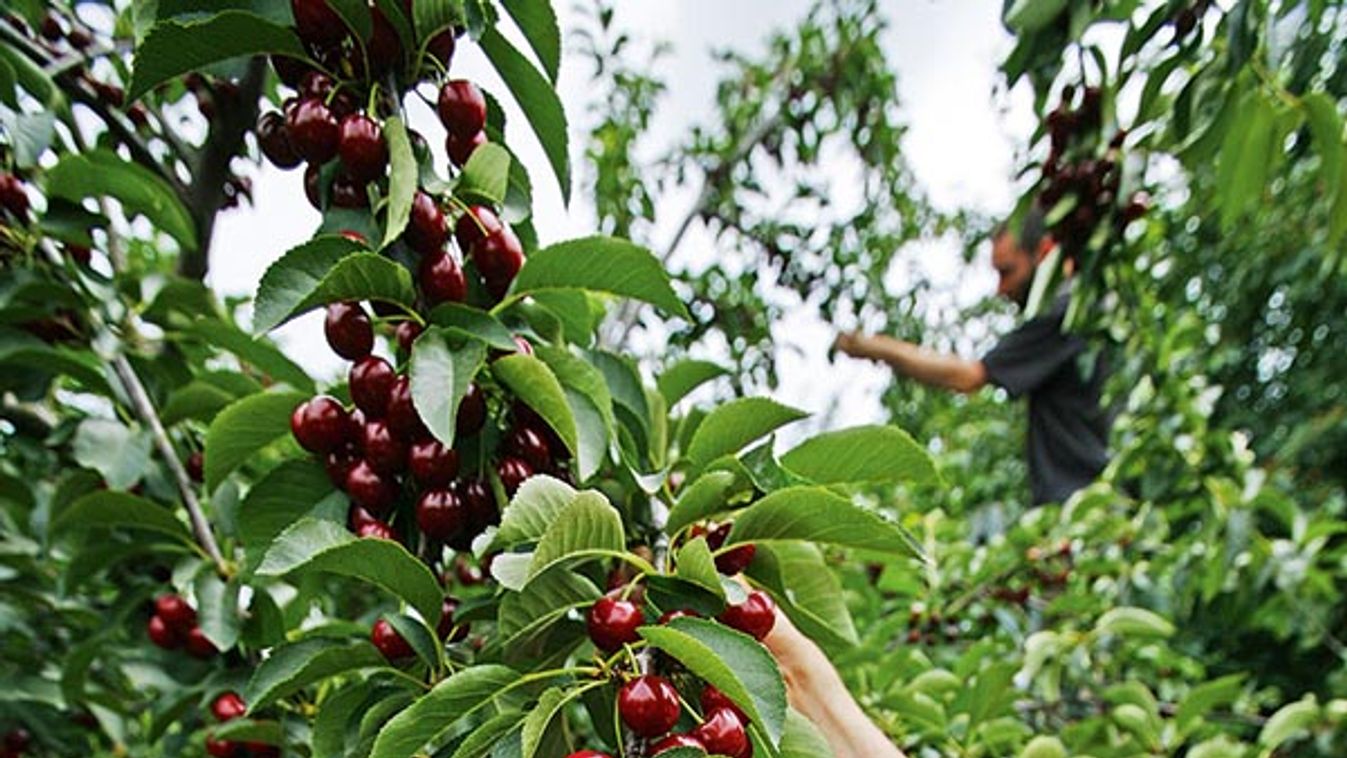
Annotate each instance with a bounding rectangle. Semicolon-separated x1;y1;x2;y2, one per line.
993;205;1047;256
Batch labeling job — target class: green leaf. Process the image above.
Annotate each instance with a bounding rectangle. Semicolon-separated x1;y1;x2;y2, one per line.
1004;0;1069;32
500;0;560;84
183;319;314;392
666;471;741;535
1019;735;1067;758
161;381;242;427
381;115;416;249
0;42;59;107
1303;92;1343;203
257;518;443;625
641;617;788;746
492;353;579;456
685;398;808;472
46;150;197;250
489;474;577;550
658;359;728;407
479;26;570;203
313;682;371;758
1175;675;1245;733
369;665;520;758
211;719;285;744
457;142;511;205
498;568;602;651
51;491;191;542
508;236;688;319
523;492;625;588
203;391;309;492
382;612;442;673
1093;607;1175;639
780;708;833;758
253;246;416;334
675;537;725;601
728;486;922;557
236;460;344;562
1258;696;1319;748
747;543;858;649
410;327;486;447
243;637;385;712
0;330;109;395
1;110;55;169
127;10;305;102
520;687;569;758
427;303;518;350
71;419;152;490
195;572;242;651
779;425;938;487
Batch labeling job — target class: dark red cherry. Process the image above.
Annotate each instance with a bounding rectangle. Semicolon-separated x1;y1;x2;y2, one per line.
505;426;550;470
345;460;398;513
650;734;706;755
405;191;447;255
458;478;498;532
257;111;301;169
205;735;238;757
184;626;218;659
395;320;424;353
211;692;247;722
416;489;465;541
454;205;503;253
285;98;339;163
356;519;398;540
456;383;486;436
330;171;368;208
657;609;700;625
408;438;460;488
185;451;204;483
717;590;776;641
472;228;525;299
586;595;643;652
418;250;468;306
324;301;373;360
387;375;429;441
147;615;180;649
298;71;334;102
617;675;680;737
303;163;322;209
370;619;413;660
290;0;347;46
290;396;350;453
447;130;485;167
693;707;750;758
496;456;533;496
0;174;30;218
700;685;748;725
325;448;357;489
436;596;468;642
338;114;388;184
350;356;396;418
563;752;613;758
437;79;486;139
154;594;197;632
362;419;408;475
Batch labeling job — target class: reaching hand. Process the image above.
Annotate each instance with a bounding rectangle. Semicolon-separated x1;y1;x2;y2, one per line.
833;330;869;359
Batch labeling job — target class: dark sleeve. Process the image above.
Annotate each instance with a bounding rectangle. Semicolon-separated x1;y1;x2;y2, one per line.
982;301;1085;397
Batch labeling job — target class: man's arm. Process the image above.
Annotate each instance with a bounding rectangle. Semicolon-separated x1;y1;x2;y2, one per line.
835;332;987;394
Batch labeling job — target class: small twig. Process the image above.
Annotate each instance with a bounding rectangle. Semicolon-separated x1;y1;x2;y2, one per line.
110;354;228;576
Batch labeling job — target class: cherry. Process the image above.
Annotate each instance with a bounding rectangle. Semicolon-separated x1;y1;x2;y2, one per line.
496;456;533;496
586;595;643;652
270;54;311;87
331;171;368;208
408;438;460;488
345;460;398;513
205;735;238;757
437;79;486;138
154;594;197;631
356;519;398;540
458;477;498;532
298;71;335;102
651;734;706;754
405;191;447;255
370;619;414;660
325;301;373;360
245;742;282;758
453;554;484;586
456;383;486;436
447;129;485;167
290;0;347;46
471;228;525;299
184;626;218;658
291;396;350;454
617;675;680;737
147;615;180;649
700;685;748;725
717;590;776;641
338;114;388;184
416;488;465;541
211;692;247;722
426;26;455;68
0;174;29;218
3;728;31;752
304;163;322;209
707;524;755;575
437;596;468;642
510;334;534;356
256;111;301;169
418;249;468;306
693;707;750;758
395;320;424;352
285;98;339;164
454;205;503;252
505;426;550;470
185;451;204;483
40;13;62;39
366;6;402;75
350;356;396;418
563;752;613;758
325;447;357;489
386;376;429;440
362;419;408;475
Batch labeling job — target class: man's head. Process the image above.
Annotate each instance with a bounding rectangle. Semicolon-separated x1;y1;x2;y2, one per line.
991;206;1053;309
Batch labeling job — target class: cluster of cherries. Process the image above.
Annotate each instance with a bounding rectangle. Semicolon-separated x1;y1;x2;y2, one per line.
1038;84;1149;259
0;728;30;758
205;691;276;757
144;593;219;659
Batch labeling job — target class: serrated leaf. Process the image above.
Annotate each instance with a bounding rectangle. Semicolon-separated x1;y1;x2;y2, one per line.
498;568;602;651
449;710;524;758
410;327;486;447
675;537;725;600
525;491;625;584
236;459;343;558
195;573;241;651
489;475;576;550
457;142;511;204
71;418;152;490
666;471;741;535
479;26;569;202
747;543;858;649
685;398;807;472
520;687;568;758
47;149;197;250
727;486;922;557
369;665;520;758
183;319;314;392
492;353;578;456
427;303;518;350
508;236;688;319
257;518;443;625
50;491;191;542
203;391;309;492
658;359;728;407
313;682;370;758
127;10;305;102
780;708;832;758
244;637;385;712
253;246;416;333
641;617;788;746
780;425;938;487
381;116;416;248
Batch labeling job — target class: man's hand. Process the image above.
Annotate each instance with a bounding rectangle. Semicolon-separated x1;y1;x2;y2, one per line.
833;331;871;360
831;330;987;394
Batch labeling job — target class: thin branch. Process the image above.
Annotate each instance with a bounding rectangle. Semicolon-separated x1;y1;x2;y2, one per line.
110;354;228;576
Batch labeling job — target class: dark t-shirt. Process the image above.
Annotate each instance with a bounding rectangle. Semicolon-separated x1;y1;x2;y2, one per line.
982;287;1111;504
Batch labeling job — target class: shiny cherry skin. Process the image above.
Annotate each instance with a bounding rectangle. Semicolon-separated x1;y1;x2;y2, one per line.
562;752;613;758
325;447;357;489
650;733;706;754
350;356;396;418
586;595;643;652
370;619;413;660
257;111;301;169
700;685;748;725
304;163;322;209
330;170;367;208
505;426;550;470
717;590;776;641
345;460;398;514
0;174;29;217
356;519;397;540
366;6;402;75
416;488;465;541
657;609;700;625
211;692;247;722
617;675;681;737
437;596;468;642
184;626;218;659
154;594;197;631
298;71;334;102
147;615;180;649
426;28;455;68
285;98;339;164
708;523;756;575
394;320;424;352
496;456;533;496
418;249;468;306
472;228;525;299
290;0;347;46
387;376;429;441
407;438;459;488
324;301;373;360
338;114;388;184
405;191;447;255
446;129;485;167
362;419;408;475
458;478;497;531
693;707;751;758
291;396;350;454
437;79;486;138
453;205;503;252
205;735;238;757
456;383;486;436
185;451;204;483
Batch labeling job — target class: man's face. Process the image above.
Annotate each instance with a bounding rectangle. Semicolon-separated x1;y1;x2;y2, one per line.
992;232;1036;309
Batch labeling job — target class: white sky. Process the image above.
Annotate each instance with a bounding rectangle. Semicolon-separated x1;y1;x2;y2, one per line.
210;1;1036;437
